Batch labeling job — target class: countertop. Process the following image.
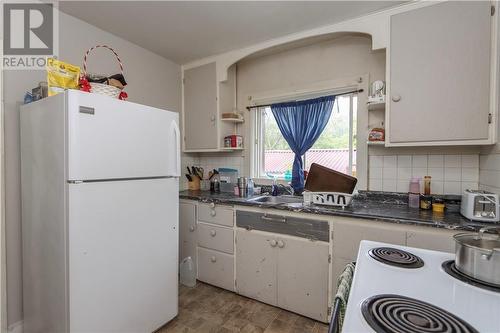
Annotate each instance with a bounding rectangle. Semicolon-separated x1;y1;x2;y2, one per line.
179;190;494;232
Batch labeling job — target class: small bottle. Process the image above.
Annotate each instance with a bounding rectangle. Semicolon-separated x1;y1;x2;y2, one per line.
408;177;420;209
247;178;254;196
423;176;431;195
271;178;279;196
213;178;220;193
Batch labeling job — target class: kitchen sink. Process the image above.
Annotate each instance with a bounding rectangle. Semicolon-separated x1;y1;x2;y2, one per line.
246;195;303;205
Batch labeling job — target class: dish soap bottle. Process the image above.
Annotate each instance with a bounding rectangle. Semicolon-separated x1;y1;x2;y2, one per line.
247;178;254;196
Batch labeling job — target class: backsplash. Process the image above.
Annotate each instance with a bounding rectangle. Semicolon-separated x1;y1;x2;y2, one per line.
479;153;500;194
368;154;479;195
180;153;245;190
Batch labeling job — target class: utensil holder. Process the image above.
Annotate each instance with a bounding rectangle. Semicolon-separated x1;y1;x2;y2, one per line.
188;177;201;191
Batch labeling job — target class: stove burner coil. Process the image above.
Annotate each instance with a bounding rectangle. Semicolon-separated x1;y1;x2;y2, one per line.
369;247;424;268
442;260;500;293
362;294;479;333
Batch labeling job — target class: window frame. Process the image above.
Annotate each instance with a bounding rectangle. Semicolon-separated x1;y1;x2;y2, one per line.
253;92;357;180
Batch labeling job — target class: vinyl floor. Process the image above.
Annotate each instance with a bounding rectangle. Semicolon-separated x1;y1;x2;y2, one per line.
157;282;329;333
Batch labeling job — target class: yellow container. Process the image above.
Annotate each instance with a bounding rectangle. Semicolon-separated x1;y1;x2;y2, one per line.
432;203;445;213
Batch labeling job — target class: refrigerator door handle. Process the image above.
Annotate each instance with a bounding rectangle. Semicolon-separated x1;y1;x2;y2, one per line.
170;120;181;177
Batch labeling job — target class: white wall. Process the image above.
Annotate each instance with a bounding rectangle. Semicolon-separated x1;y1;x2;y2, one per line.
189;35;481;192
3;12;181;327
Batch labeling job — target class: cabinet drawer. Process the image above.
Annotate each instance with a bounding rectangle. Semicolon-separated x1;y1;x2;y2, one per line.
197;222;234;254
198;203;233;226
236;210;329;242
197;247;234;291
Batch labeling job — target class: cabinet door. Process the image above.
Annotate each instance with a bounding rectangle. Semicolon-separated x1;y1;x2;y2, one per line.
179;202;197;270
183;62;218;150
276;235;329;322
406;227;462;253
389;1;491;144
332;217;407;260
235;229;277;305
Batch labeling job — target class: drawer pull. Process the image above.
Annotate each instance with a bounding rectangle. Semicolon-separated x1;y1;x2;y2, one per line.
210;256;217;263
210;210;216;217
210;230;217;237
270;239;277;247
261;215;286;223
277;240;285;248
189;226;195;232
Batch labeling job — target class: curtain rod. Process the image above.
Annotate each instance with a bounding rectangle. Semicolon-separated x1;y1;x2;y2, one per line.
245;88;364;110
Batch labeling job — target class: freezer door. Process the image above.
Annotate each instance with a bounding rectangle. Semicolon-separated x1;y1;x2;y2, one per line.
68;178;178;332
67;91;180;180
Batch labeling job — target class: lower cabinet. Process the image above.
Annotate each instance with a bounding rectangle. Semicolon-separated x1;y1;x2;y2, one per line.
406;226;459;253
235;229;277;305
197;247;235;291
331;217;407;285
276;234;329;322
236;228;329;322
179;201;197;272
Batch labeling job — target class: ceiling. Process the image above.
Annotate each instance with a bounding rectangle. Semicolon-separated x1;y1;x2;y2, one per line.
59;1;404;64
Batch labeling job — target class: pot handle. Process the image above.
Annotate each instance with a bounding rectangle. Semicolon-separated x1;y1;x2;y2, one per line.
479;226;500;240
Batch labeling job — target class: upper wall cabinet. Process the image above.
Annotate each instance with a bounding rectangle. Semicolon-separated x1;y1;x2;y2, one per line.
387;1;496;146
182;63;240;152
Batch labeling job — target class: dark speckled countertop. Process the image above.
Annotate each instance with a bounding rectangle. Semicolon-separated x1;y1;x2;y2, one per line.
179;190;494;232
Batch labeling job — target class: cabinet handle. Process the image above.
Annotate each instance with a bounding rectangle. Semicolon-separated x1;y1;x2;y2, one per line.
391;94;401;102
210;230;216;237
270;239;277;247
209;202;215;208
277;240;285;248
210;256;217;263
261;215;286;223
210;209;216;217
189;226;195;232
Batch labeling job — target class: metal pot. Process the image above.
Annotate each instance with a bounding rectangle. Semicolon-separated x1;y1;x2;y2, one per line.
453;226;500;286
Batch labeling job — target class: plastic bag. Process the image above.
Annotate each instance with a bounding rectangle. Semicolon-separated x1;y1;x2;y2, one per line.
46;58;80;96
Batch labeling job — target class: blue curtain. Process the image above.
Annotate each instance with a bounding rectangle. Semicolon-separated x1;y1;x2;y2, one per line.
271;95;335;192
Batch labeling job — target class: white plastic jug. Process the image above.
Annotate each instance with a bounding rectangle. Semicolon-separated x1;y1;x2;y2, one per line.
179;256;196;288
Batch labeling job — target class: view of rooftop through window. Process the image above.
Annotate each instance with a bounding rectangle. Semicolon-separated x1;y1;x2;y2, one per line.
262;95;357;180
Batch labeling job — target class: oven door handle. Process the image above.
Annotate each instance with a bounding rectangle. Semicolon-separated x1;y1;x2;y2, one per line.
328;297;342;333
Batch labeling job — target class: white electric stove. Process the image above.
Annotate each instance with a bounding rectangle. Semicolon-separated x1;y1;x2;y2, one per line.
342;240;500;333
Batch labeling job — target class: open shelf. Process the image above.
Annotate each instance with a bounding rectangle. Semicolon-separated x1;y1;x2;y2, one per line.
221;147;244;151
367;101;385;111
367;141;385;146
221;118;245;123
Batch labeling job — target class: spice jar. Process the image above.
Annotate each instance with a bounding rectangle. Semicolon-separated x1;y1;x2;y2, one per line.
420;195;432;210
432;198;445;213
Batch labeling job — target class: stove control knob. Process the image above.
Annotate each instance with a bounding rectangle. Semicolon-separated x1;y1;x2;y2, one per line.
270;239;277;247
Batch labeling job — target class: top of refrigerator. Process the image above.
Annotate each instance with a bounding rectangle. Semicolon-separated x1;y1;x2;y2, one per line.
21;90;180;181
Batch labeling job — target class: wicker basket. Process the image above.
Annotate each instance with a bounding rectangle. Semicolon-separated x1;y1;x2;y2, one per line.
82;45;123;98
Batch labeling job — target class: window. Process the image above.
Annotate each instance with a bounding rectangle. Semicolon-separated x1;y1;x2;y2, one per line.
254;94;357;180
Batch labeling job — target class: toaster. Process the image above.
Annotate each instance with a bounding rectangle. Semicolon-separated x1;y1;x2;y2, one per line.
460;190;499;222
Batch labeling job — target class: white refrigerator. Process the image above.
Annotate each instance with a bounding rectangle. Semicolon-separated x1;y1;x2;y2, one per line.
20;90;180;333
